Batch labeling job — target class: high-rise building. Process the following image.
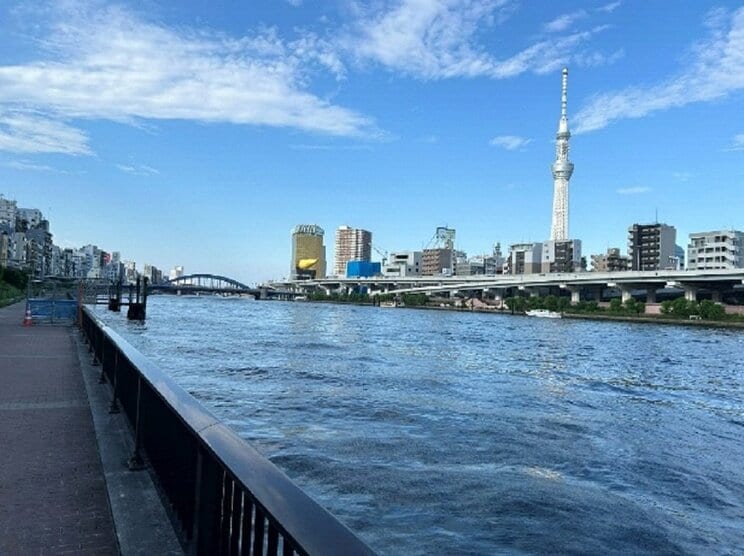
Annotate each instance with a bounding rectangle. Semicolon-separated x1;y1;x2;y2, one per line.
334;226;372;276
687;230;744;270
291;224;326;280
628;223;677;271
550;68;574;242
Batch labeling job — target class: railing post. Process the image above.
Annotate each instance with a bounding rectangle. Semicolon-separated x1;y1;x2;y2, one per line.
92;328;101;367
128;375;146;471
108;350;120;414
191;448;222;554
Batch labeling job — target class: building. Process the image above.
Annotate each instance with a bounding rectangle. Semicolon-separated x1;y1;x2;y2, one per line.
550;68;574;242
291;224;326;280
346;260;381;278
422;248;453;276
628;223;677;271
0;195;17;229
382;251;422;277
591;248;630;272
541;240;582;273
334;226;371;276
508;243;542;275
687;230;744;270
169;266;185;280
16;208;44;230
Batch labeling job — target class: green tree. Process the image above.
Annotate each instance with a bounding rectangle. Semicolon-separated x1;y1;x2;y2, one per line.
609;298;623;313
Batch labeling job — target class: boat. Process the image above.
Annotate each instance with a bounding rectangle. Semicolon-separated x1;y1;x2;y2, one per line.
380;300;404;308
525;309;562;319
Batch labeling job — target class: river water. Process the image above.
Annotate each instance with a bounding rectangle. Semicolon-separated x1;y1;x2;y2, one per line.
92;296;744;555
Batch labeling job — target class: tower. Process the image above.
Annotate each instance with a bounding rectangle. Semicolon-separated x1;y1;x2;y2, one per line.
550;68;574;241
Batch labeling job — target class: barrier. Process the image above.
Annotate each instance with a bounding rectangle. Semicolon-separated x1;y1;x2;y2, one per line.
80;306;374;556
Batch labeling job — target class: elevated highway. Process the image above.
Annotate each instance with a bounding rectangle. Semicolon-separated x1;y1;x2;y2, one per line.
271;269;744;304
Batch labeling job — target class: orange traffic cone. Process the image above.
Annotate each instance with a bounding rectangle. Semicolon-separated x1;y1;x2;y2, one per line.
22;306;33;327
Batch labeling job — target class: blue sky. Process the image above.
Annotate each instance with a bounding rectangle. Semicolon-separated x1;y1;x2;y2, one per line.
0;0;742;283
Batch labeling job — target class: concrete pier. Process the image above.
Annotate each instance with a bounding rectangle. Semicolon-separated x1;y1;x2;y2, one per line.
0;302;118;554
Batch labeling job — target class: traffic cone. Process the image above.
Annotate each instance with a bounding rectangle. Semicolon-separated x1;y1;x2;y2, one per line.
22;306;33;327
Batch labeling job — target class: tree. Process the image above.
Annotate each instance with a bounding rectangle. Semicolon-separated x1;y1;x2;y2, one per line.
609;298;623;313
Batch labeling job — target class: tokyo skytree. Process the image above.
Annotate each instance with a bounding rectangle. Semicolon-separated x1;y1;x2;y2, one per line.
550;68;574;241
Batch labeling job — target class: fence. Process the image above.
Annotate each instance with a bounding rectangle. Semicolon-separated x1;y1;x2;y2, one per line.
80;306;374;556
26;278;80;324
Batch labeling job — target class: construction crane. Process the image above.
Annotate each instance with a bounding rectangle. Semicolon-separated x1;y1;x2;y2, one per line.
372;245;389;266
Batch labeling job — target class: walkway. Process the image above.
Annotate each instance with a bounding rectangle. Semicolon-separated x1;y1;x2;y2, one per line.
0;302;119;555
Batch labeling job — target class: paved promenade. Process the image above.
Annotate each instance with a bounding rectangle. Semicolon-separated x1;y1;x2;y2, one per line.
0;302;119;555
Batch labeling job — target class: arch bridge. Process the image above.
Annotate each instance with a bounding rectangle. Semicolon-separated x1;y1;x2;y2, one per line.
151;274;256;295
150;274;300;299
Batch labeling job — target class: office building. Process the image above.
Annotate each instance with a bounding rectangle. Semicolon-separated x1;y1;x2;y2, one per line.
422;248;453;276
291;224;326;280
334;226;371;276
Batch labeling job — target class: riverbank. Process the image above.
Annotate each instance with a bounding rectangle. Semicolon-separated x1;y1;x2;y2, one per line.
297;298;744;329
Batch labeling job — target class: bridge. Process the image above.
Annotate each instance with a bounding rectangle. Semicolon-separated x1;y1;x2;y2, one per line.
150;273;301;299
272;268;744;305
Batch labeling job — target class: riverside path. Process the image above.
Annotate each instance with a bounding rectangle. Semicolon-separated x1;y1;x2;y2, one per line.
0;302;118;554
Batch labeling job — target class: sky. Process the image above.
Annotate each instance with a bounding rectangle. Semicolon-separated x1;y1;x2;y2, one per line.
0;0;742;283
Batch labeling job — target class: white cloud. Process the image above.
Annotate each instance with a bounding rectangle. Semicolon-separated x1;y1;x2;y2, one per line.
544;10;587;33
116;163;160;176
575;7;744;133
0;3;376;155
343;0;605;79
3;159;63;172
616;186;651;195
489;135;531;150
597;1;622;14
0;110;91;155
727;133;744;151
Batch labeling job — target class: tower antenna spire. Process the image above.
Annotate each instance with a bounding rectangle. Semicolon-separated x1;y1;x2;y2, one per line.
561;67;568;120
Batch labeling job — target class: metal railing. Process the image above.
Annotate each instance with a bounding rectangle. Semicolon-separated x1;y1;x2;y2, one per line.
80;306;375;556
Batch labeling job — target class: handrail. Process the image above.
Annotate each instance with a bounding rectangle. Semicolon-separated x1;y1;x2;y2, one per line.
80;306;375;556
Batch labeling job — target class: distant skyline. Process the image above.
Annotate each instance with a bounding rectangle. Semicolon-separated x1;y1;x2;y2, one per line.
1;0;742;283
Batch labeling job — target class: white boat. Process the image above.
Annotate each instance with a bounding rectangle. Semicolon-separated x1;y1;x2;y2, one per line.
380;300;404;308
525;309;562;319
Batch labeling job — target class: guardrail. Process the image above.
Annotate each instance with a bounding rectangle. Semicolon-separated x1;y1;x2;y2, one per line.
80;306;375;556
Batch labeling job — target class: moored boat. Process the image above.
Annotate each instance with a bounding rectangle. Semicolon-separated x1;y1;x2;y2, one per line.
525;309;562;319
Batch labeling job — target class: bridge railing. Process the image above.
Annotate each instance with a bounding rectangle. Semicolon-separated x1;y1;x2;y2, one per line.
80;306;374;556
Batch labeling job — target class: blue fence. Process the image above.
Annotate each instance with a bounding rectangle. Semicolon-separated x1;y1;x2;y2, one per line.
28;298;78;323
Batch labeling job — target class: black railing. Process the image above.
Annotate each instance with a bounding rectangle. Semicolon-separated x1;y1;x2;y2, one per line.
80;306;375;556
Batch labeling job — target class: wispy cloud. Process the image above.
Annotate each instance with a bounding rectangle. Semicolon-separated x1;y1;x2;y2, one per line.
289;143;373;151
672;171;693;181
489;135;531;150
116;163;160;176
597;1;622;14
575;7;744;133
544;10;587;33
3;159;63;173
0;3;377;155
343;0;607;79
726;133;744;151
616;186;651;195
0;110;91;155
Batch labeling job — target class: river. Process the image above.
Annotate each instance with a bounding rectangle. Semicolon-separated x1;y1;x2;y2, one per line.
92;296;744;555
